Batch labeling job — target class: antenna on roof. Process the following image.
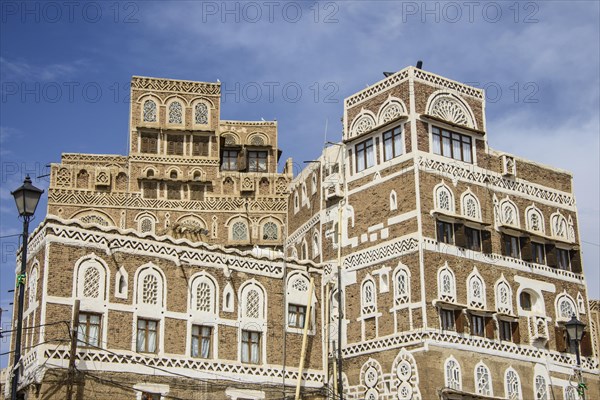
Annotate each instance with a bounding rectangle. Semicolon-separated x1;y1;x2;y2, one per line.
323;118;329;147
416;60;423;69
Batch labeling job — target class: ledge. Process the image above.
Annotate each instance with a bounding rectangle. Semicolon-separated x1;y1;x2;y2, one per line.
420;114;486;136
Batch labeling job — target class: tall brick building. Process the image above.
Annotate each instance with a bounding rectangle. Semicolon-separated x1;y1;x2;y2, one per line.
3;67;599;399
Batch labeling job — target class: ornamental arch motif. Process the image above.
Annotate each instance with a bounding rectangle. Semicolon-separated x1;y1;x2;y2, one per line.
135;263;166;310
438;263;456;302
349;110;377;138
72;209;115;227
376;96;407;125
247;132;268;146
426;92;476;129
474;362;493;396
444;356;462;390
525;204;545;234
434;182;455;213
189;272;218;316
495;276;513;314
498;197;520;228
393;263;411;306
550;210;574;241
505;368;522;400
239;280;266;321
460;190;481;221
221;132;240;146
360;358;384;397
555;292;578;321
165;96;186;125
75;254;109;302
391;348;421;400
139;95;161;123
135;212;158;234
467;268;486;309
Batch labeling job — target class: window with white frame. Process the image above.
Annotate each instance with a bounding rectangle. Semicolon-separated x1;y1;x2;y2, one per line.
461;192;481;220
394;267;410;305
564;386;579;400
286;274;311;330
191;325;212;358
551;212;569;240
312;232;320;257
77;312;101;348
194;276;216;314
526;206;545;233
382;126;403;161
557;295;577;320
242;284;265;320
475;363;492;396
496;281;513;314
361;279;376;315
500;199;519;227
435;184;454;212
390;190;397;211
28;266;38;306
355;138;374;172
468;273;485;309
438;267;456;302
505;369;521;400
137;318;158;353
137;267;163;308
77;258;106;301
445;358;461;390
241;330;261;364
534;375;548;400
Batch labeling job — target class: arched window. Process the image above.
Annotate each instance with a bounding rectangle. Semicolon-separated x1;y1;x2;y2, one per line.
262;221;278;241
468;273;485;309
287;274;311;330
475;363;492;396
390;190;398;211
564;386;579;400
394;267;410;305
241;284;265;320
76;169;89;189
115;266;128;300
195;102;208;125
301;240;309;260
143;99;157;122
445;358;461;390
193;275;216;314
168;101;183;124
139;217;155;234
551;212;569;240
526;206;545;233
505;369;522;400
311;173;317;194
312;232;320;257
169;170;178;179
76;258;107;302
136;266;165;309
556;295;577;320
115;172;127;191
231;220;249;241
520;291;533;311
496;280;513;314
28;266;38;306
534;375;548;400
435;184;454;213
438;267;456;302
461;192;481;220
361;278;376;314
500;199;519;227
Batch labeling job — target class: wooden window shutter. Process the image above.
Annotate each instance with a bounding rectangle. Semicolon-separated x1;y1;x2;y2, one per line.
455;310;465;333
545;244;557;268
500;234;507;256
485;317;495;339
581;331;593;357
555;326;567;352
570;250;582;273
482;230;493;254
520;237;532;262
512;321;521;344
454;224;466;248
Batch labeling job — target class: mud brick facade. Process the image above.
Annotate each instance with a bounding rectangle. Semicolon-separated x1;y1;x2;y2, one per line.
3;67;599;399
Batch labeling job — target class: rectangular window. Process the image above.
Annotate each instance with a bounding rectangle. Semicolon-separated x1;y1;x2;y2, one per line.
383;127;403;161
437;220;454;244
167;183;181;200
355;138;374;172
288;304;307;329
441;309;456;331
532;242;546;265
432;127;472;163
503;234;521;259
77;313;101;348
141;392;161;400
143;182;157;199
557;248;570;270
191;325;212;358
166;134;184;156
140;132;158;154
241;330;261;364
471;314;484;337
499;320;512;341
221;150;239;171
248;151;268;172
137;319;158;353
190;184;204;201
465;227;481;251
192;135;209;157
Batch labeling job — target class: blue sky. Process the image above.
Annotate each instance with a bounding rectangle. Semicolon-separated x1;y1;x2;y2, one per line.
1;1;599;365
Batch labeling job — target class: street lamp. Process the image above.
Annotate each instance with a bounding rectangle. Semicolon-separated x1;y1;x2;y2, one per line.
565;315;587;400
10;175;44;400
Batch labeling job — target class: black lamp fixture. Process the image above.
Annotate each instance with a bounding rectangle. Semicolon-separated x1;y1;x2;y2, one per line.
11;175;44;217
10;175;43;400
565;315;586;344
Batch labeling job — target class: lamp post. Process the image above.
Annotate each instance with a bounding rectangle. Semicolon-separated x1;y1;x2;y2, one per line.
10;175;44;400
565;315;587;400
